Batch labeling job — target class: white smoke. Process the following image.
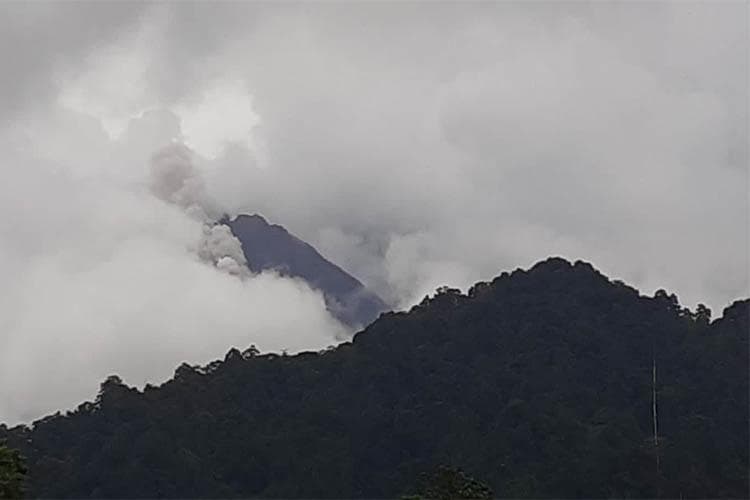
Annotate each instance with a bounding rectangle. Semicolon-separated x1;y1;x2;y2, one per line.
196;224;249;278
148;142;251;278
149;142;215;221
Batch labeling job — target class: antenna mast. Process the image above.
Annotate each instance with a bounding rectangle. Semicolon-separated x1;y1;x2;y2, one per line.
652;354;660;494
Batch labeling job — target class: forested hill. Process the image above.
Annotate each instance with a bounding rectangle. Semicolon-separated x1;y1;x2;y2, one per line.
2;258;747;498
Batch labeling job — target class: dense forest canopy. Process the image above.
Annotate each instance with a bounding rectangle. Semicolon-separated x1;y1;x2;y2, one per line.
0;442;26;499
1;257;747;498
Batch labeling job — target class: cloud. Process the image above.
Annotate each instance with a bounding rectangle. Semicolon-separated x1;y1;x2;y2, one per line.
156;2;744;312
174;79;262;160
0;2;747;421
0;2;148;120
0;112;345;425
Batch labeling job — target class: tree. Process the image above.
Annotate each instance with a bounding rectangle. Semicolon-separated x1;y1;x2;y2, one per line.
0;443;26;499
242;344;260;359
4;260;748;498
694;304;711;325
411;465;493;500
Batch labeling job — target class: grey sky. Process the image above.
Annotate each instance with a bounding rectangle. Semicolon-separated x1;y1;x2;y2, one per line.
0;1;747;423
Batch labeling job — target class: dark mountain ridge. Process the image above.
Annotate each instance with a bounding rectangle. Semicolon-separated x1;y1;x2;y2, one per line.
2;257;747;498
222;213;388;328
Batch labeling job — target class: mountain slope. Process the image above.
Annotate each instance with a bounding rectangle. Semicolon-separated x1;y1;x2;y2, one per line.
2;258;747;498
222;214;388;328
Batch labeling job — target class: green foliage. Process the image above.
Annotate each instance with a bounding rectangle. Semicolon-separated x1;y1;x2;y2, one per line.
0;258;747;498
0;443;26;499
415;465;493;500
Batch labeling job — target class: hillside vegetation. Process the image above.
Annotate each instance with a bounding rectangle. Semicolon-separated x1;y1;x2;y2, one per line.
2;258;747;498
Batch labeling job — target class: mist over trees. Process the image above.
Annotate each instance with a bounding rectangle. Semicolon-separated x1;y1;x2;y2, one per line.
1;258;747;498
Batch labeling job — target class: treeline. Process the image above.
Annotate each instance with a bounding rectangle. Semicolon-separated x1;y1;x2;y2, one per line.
1;258;747;498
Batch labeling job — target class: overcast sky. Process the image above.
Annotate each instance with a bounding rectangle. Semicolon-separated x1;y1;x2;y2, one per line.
0;2;747;424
